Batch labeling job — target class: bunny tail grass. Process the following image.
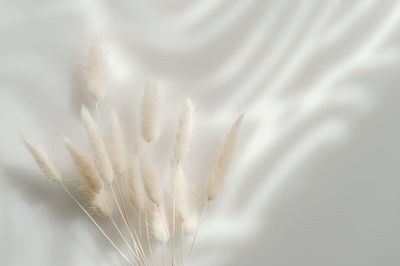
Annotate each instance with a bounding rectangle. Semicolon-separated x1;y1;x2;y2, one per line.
187;114;243;262
140;80;160;143
128;155;146;213
171;162;189;257
183;211;199;236
64;137;104;193
153;204;176;265
151;204;170;243
81;105;114;184
173;98;194;161
23;137;62;182
173;165;191;222
171;98;195;259
144;200;154;266
187;201;208;261
141;157;163;206
109;184;149;266
108;110;128;177
91;190;113;218
107;115;146;264
80;43;109;102
206;114;244;201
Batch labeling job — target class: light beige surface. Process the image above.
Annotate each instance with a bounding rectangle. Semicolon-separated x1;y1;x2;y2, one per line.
1;0;400;265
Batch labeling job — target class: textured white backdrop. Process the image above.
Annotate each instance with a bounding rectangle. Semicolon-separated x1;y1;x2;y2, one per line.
1;0;400;265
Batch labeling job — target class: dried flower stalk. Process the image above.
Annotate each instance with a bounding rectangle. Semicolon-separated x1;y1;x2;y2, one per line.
22;44;244;266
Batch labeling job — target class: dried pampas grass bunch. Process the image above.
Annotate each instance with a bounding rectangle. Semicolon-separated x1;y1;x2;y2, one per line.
23;44;244;266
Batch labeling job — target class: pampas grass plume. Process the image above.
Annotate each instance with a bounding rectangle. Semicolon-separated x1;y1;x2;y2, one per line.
151;204;170;243
22;44;248;265
174;164;191;221
173;98;194;161
128;155;146;213
86;190;113;218
183;211;199;235
23;137;62;182
64;137;104;193
79;185;112;218
81;105;114;184
140;80;159;142
141;157;163;206
206;114;244;201
91;192;113;218
108;110;127;176
81;43;109;102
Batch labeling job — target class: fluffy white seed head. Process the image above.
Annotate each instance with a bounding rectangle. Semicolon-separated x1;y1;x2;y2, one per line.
81;105;114;184
108;110;127;177
23;137;62;182
141;157;163;206
173;98;194;161
140;80;159;142
128;155;146;213
183;211;199;235
64;137;104;193
91;192;113;218
78;185;112;218
74;180;113;217
172;164;191;221
151;204;169;243
206;114;244;201
80;43;109;102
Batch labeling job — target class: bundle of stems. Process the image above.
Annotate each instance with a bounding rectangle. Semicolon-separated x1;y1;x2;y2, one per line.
23;44;244;266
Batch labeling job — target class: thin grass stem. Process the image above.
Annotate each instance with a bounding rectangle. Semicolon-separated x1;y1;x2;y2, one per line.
127;206;150;266
98;191;138;264
181;223;185;266
187;201;209;262
145;201;154;266
111;184;148;265
161;243;166;266
171;159;180;266
115;177;149;265
156;205;176;266
58;182;133;265
139;212;143;243
108;215;139;264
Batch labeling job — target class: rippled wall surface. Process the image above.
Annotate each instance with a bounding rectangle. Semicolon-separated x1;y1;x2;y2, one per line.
1;1;400;265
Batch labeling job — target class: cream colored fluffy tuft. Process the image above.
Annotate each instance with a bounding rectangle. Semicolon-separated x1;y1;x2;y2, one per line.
64;137;104;193
173;98;194;161
22;44;248;264
78;184;112;218
23;137;62;182
81;105;114;184
108;110;127;177
128;155;146;213
141;157;163;206
151;204;170;243
91;192;113;218
140;80;160;142
80;43;109;102
172;164;191;221
183;211;199;235
206;114;244;201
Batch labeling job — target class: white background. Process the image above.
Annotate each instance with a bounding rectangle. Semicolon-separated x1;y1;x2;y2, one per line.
1;0;400;265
